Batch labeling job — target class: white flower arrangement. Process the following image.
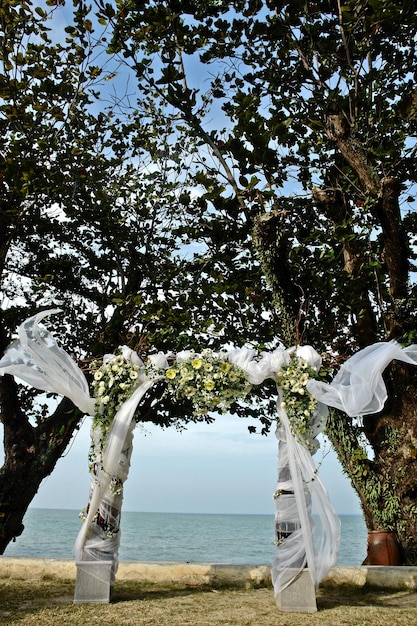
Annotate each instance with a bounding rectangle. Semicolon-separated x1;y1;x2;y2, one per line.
88;349;144;487
90;351;142;431
277;353;324;447
161;349;251;416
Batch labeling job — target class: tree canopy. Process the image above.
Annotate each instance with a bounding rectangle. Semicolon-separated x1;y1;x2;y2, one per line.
0;0;254;550
99;0;417;348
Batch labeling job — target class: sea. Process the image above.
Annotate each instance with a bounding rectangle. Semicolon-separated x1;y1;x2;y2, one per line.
2;509;368;566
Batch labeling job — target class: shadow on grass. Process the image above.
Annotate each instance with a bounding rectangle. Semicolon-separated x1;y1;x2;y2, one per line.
0;578;75;622
111;581;242;603
0;579;229;611
114;580;417;611
317;584;417;610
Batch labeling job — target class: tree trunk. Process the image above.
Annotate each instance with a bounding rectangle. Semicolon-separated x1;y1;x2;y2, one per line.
311;187;379;348
375;176;408;301
252;211;304;345
0;375;82;553
325;113;409;338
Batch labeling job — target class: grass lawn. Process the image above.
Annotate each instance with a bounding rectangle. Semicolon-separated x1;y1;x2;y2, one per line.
0;578;416;625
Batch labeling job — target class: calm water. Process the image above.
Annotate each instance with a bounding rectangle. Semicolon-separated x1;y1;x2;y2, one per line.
3;509;367;566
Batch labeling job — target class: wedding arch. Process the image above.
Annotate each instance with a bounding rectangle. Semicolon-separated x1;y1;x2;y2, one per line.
1;309;417;607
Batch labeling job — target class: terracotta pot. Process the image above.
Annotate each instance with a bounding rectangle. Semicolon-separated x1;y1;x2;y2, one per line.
365;530;402;565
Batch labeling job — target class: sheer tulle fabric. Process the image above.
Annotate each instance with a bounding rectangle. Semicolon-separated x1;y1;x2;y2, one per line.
0;314;340;593
74;423;135;578
228;347;341;596
270;391;340;595
0;309;94;416
0;311;162;572
307;340;417;417
73;378;162;568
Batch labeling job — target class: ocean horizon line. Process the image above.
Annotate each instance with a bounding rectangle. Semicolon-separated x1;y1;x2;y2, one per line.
28;506;364;517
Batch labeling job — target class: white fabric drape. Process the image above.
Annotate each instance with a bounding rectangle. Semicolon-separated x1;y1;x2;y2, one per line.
0;310;162;571
73;377;162;567
307;340;417;417
271;392;340;593
0;309;94;415
227;345;341;594
75;421;136;579
0;314;341;593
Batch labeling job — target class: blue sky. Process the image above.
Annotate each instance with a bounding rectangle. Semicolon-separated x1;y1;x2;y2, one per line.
0;412;362;517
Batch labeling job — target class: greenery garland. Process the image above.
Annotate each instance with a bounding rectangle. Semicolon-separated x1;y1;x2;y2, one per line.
158;349;251;416
81;346;327;536
88;351;142;484
87;346;326;450
278;354;326;447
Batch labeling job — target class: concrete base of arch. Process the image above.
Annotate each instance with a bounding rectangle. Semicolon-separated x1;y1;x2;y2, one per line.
274;569;317;612
74;561;114;604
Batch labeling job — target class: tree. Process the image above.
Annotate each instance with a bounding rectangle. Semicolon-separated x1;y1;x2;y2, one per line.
95;0;417;561
0;0;201;551
0;0;275;552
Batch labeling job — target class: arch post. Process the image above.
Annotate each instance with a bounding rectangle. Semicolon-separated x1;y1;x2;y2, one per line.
74;420;135;603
